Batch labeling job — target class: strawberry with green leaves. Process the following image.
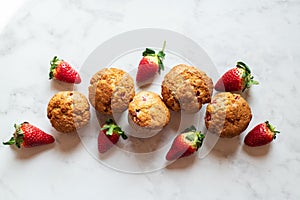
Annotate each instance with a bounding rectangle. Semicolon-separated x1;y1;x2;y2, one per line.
49;56;81;84
98;119;128;153
136;41;166;83
215;61;259;92
3;122;55;148
244;121;280;147
166;126;205;161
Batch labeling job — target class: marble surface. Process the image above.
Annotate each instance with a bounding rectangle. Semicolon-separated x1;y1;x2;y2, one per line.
0;0;299;199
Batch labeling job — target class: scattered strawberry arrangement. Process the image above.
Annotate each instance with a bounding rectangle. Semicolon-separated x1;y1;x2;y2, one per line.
3;42;280;165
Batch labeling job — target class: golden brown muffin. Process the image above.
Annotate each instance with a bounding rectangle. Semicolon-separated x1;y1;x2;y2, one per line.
88;68;135;115
47;91;90;133
161;64;213;113
128;91;170;131
205;92;252;138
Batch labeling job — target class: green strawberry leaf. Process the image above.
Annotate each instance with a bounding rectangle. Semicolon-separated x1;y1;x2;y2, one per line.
242;75;259;92
182;125;197;133
101;119;127;139
14;123;25;148
196;132;205;149
157;51;166;59
158;58;164;74
237;61;251;74
49;56;61;79
3;137;15;146
157;40;166;73
238;61;259;92
265;121;280;139
105;118;114;125
3;123;24;148
121;132;128;140
142;48;156;57
183;129;205;150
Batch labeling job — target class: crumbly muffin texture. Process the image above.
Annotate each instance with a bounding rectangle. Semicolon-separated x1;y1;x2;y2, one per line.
128;91;170;129
47;91;90;133
88;68;135;115
161;64;213;113
205;92;252;138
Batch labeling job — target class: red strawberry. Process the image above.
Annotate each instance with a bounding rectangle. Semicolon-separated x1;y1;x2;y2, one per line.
136;41;166;82
3;122;55;148
215;61;259;92
49;56;81;84
244;121;280;147
98;119;127;153
166;126;205;161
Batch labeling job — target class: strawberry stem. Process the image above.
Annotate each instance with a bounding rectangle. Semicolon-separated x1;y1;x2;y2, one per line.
157;41;166;60
161;40;166;52
157;41;167;74
3;137;15;145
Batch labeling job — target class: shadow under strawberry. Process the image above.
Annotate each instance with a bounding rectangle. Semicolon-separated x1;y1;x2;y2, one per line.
165;154;197;170
11;143;55;159
242;144;271;157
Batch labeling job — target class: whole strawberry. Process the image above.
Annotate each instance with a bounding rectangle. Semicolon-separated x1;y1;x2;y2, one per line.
166;126;205;161
244;121;280;147
136;41;166;83
3;122;55;148
98;119;127;153
49;56;81;84
215;61;259;92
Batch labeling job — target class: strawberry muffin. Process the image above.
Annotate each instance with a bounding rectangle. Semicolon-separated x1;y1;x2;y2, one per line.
128;91;170;137
47;91;90;133
88;68;135;115
205;92;252;138
161;64;213;113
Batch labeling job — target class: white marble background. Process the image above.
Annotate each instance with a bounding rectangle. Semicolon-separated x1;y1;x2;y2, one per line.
0;0;299;199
